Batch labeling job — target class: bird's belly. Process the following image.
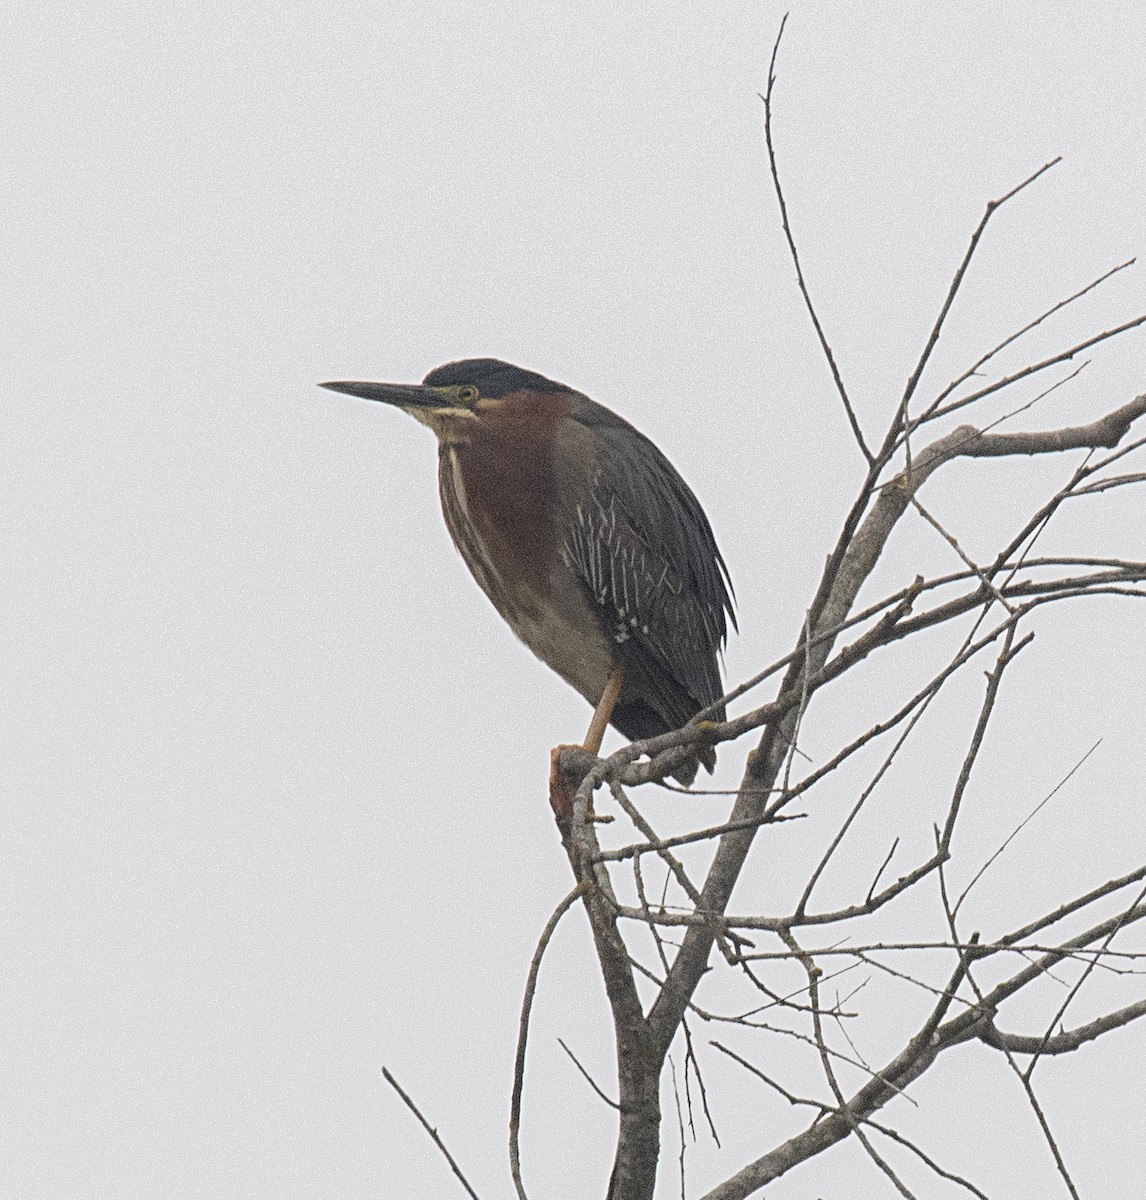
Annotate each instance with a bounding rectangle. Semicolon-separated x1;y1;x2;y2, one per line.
454;516;616;701
502;572;617;705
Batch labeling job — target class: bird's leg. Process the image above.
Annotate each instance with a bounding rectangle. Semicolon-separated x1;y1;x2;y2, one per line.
549;666;624;828
583;665;624;754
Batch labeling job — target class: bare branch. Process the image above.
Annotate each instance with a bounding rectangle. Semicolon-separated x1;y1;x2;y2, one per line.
511;886;583;1200
947;394;1146;456
924;317;1146;424
759;14;871;462
1022;882;1146;1080
382;1067;482;1200
977;905;1146;1020
926;257;1136;420
785;928;921;1199
558;1038;621;1110
669;1058;687;1200
710;1041;830;1114
982;1000;1146;1055
956;739;1103;913
865;1121;991;1200
898;158;1061;424
937;873;1083;1200
940;626;1027;852
1000;864;1146;947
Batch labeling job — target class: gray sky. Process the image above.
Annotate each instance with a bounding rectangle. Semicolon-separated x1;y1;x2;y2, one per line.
5;4;1145;1197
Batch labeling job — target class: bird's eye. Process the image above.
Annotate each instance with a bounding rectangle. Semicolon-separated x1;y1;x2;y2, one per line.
457;385;479;405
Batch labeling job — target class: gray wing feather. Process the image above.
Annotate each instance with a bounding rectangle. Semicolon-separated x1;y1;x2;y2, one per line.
556;395;734;715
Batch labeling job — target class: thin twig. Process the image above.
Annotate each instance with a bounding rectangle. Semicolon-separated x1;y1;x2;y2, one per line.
1022;881;1146;1081
897;158;1062;432
939;868;1082;1199
510;886;583;1200
923;257;1134;421
925;314;1146;424
557;1038;621;1110
783;928;919;1197
955;739;1102;913
670;1056;687;1200
866;1120;991;1200
760;14;871;462
382;1067;482;1200
710;1040;831;1113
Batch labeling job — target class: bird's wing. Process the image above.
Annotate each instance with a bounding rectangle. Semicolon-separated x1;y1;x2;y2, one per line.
554;395;734;714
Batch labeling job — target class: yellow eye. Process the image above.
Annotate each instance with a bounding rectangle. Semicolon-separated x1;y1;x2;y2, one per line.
457;385;479;405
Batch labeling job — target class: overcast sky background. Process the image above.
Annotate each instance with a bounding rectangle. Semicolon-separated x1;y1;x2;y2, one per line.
5;4;1146;1198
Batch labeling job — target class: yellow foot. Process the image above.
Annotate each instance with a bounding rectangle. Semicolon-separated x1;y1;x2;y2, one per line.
548;745;614;827
548;745;581;826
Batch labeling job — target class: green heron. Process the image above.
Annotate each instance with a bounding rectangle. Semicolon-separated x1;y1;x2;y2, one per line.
320;359;735;789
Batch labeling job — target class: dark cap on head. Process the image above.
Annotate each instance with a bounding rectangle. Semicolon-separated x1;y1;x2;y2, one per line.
422;358;567;398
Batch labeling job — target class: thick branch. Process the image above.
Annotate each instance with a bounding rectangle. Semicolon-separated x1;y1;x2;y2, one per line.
981;1001;1146;1056
937;395;1146;459
559;801;661;1200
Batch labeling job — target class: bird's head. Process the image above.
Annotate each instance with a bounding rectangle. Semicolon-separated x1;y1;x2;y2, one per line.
320;359;569;444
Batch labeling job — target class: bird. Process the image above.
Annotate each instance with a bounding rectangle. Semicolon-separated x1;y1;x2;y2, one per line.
320;359;735;796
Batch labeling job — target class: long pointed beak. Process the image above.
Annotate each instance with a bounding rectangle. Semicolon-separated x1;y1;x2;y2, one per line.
318;380;451;410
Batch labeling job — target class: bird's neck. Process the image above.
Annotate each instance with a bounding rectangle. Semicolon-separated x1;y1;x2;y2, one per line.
437;392;571;604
